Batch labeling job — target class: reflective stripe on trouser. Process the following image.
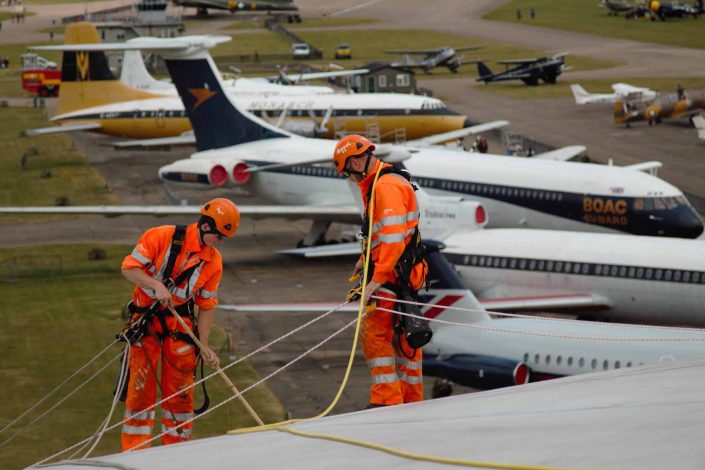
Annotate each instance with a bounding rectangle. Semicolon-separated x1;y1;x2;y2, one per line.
122;320;197;451
361;291;423;405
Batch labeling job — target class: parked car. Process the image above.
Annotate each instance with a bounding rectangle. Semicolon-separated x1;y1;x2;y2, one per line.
335;44;352;59
292;43;311;59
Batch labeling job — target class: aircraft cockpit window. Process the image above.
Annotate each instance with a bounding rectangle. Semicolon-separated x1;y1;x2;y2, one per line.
634;198;645;211
676;195;688;206
654;198;666;210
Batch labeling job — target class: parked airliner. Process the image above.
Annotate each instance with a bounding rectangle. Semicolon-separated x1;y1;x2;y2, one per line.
441;228;705;327
224;243;705;391
151;35;702;239
27;23;469;142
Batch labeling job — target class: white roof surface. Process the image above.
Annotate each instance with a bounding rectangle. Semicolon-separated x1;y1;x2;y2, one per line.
40;358;705;469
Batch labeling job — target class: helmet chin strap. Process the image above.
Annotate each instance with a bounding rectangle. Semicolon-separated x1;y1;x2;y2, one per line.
345;153;372;178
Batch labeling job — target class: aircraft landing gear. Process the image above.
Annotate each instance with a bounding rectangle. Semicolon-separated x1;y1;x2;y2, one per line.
431;378;453;399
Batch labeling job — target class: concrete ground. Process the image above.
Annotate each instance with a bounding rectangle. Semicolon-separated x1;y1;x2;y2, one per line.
0;0;702;422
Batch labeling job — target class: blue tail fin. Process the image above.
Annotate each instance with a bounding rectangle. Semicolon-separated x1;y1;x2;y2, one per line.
164;55;288;152
476;61;493;80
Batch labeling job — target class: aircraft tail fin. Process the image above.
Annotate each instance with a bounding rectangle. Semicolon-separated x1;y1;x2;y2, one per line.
420;241;490;326
476;61;493;81
120;49;172;94
570;84;591;105
55;23;163;116
164;48;290;151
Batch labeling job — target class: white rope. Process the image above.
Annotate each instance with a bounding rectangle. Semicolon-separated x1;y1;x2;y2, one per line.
372;299;705;342
32;302;349;467
379;295;705;333
1;350;124;450
126;316;359;452
0;339;120;435
79;338;132;459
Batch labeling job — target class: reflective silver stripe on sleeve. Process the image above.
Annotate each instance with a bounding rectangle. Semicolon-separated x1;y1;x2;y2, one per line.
377;232;406;244
163;409;194;422
161;424;192;437
122;424;152;435
124;410;155;421
200;289;217;299
138;286;156;299
371;211;420;237
396;357;421;370
130;248;151;266
371;373;399;384
399;372;423;384
366;357;395;369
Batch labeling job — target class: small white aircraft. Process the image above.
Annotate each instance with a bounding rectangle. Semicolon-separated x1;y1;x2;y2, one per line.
570;83;657;105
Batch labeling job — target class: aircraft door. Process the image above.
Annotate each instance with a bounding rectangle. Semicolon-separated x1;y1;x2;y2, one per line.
156;109;165;129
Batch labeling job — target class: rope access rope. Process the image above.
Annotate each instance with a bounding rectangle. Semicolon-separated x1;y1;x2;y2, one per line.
373;299;705;342
383;294;705;333
1;349;123;450
0;338;120;435
32;303;348;466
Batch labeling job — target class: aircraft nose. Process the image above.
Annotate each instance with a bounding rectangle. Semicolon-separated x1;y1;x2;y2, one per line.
671;209;704;238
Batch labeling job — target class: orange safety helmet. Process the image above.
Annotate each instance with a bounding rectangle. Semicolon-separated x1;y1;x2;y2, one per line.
333;134;376;174
200;198;240;237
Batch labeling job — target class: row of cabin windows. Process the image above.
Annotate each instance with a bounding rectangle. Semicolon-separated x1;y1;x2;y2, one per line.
290;165;338;178
523;353;643;370
413;178;565;202
463;254;705;284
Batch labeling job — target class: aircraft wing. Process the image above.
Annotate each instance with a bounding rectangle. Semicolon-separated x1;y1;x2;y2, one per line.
22;122;102;136
112;133;197;149
406;120;509;146
497;58;539;65
384;49;440;55
31;35;232;52
0;204;360;221
218;302;358;313
274;69;369;82
624;161;663;173
278;242;360;258
479;293;611;311
532;145;586;161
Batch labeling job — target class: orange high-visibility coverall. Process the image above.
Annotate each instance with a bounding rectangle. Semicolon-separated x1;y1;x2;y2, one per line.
358;161;426;406
120;223;222;451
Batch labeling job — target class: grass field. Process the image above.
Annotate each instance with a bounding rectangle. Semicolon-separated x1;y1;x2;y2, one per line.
471;76;705;100
0;244;285;469
0;107;116;218
216;28;618;79
483;0;705;50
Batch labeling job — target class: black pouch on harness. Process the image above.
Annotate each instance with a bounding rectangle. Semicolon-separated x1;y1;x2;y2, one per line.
397;289;433;349
113;348;130;402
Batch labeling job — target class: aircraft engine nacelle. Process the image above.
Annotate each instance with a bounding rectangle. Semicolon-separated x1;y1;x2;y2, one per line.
223;160;251;185
420;198;488;240
158;159;230;189
424;353;530;390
